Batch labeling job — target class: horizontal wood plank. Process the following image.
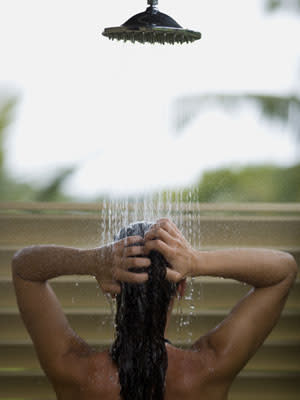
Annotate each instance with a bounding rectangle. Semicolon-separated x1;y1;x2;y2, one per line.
1;247;299;278
1;203;299;400
0;308;299;343
1;214;300;248
1;278;299;310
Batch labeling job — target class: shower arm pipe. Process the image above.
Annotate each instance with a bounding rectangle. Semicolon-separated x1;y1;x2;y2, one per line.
148;0;158;9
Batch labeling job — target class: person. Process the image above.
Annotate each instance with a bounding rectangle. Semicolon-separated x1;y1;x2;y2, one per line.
12;218;297;400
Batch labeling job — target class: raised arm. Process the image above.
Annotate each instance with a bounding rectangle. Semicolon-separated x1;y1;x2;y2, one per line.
197;248;297;287
11;238;150;385
144;219;298;379
196;248;297;378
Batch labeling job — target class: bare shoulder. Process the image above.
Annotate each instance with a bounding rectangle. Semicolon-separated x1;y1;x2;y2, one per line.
165;341;228;400
191;334;235;386
50;341;92;399
81;350;120;398
54;348;119;400
73;347;115;384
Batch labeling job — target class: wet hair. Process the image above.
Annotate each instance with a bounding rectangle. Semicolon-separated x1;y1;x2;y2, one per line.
110;221;177;400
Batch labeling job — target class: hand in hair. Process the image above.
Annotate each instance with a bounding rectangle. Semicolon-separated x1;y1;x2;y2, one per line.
144;218;200;282
95;236;151;295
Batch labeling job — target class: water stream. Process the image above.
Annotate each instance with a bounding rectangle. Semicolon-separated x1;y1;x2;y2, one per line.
94;193;202;347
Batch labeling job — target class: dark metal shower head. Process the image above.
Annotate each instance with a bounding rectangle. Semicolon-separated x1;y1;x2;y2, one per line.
102;0;201;45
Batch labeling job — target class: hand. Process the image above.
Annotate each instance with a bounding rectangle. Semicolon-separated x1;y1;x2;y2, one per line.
94;236;151;295
144;218;198;282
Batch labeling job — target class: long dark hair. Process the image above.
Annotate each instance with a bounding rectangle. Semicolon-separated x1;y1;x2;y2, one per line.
110;221;177;400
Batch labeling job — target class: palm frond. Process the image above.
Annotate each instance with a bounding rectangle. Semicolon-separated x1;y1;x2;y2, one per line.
265;0;300;14
0;95;18;168
173;93;300;140
35;167;75;202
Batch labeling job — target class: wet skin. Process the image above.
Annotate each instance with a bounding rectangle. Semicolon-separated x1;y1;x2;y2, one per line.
53;344;229;400
11;219;297;400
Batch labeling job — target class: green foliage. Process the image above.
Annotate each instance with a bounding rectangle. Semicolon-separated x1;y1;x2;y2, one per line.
265;0;300;13
173;3;300;139
173;94;300;141
0;168;73;202
0;96;17;168
0;171;37;201
34;167;75;202
0;94;74;202
164;164;300;202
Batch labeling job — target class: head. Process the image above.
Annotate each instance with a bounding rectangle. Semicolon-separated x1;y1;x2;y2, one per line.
110;221;185;400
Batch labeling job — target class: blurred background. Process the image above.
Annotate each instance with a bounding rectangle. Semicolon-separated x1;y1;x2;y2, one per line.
0;0;300;203
1;3;300;399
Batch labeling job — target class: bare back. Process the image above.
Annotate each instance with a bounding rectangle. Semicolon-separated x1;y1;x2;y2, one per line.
12;231;297;400
53;341;229;400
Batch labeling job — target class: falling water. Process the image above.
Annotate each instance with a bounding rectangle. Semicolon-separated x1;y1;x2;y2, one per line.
105;293;117;331
94;188;202;349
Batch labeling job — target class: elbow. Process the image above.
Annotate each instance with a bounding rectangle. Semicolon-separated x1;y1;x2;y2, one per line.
284;253;298;282
11;246;33;274
12;249;21;269
11;248;24;273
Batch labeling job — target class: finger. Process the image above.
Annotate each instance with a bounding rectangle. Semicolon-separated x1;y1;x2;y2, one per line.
144;227;174;245
114;268;148;284
156;218;181;236
165;268;182;283
144;239;173;258
123;236;144;247
114;237;144;258
124;257;151;269
101;282;121;295
124;245;145;257
114;236;144;250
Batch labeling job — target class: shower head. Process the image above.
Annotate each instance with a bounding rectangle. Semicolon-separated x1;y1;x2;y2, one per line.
102;0;201;45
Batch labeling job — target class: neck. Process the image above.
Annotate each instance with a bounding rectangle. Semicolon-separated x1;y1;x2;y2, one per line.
164;298;174;337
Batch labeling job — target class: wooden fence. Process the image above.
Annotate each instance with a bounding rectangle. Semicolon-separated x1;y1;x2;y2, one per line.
0;202;299;400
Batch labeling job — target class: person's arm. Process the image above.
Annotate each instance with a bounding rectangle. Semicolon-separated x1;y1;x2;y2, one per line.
198;247;297;287
195;248;297;378
144;219;298;379
11;238;149;385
